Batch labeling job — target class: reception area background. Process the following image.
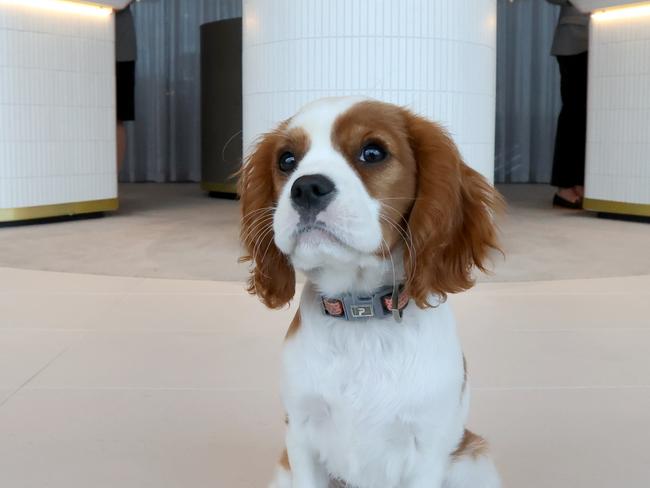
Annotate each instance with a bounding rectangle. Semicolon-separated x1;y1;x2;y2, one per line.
119;0;562;184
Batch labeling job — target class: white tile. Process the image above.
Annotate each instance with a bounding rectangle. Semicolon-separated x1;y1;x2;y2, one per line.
0;389;285;488
470;274;650;296
0;267;142;294
128;277;260;295
94;290;298;333
29;328;285;391
0;329;83;391
0;291;125;330
461;326;650;389
468;388;650;488
0;389;13;404
451;291;650;331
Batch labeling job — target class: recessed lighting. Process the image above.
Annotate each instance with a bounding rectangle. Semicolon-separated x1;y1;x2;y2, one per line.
592;3;650;21
0;0;112;18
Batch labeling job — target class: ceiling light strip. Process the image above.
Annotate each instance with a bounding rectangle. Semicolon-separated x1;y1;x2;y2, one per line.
592;3;650;21
0;0;113;18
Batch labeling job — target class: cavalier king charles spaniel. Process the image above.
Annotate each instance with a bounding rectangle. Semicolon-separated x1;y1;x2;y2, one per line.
239;97;502;488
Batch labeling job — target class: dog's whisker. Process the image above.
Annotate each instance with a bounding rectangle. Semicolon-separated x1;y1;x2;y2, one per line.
240;209;275;229
241;218;274;246
240;207;275;225
379;213;417;289
241;215;275;245
246;225;273;259
378;204;417;278
384;218;413;285
251;225;275;259
240;209;275;243
241;205;275;218
258;223;287;267
248;226;276;280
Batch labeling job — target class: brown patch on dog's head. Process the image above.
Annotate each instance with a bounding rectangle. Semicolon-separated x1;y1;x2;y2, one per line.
333;100;502;306
332;101;417;253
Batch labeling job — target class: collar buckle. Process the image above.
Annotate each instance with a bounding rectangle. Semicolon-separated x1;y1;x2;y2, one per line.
390;287;403;323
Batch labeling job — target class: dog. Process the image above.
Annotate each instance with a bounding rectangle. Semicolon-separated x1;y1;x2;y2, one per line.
239;97;502;488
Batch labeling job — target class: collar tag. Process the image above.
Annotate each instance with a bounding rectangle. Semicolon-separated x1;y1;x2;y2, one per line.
350;304;374;318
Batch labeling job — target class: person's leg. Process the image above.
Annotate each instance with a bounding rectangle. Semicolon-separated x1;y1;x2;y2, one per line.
552;56;579;203
551;53;588;204
115;60;135;173
572;52;588;198
117;121;126;171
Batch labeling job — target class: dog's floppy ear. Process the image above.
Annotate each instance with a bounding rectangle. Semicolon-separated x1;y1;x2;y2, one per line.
238;131;295;309
403;111;502;307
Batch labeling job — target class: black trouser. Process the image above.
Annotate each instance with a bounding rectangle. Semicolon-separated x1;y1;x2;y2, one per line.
552;52;588;188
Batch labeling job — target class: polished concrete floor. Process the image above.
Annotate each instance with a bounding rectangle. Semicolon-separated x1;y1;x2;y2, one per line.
1;268;649;487
0;184;649;487
1;183;649;282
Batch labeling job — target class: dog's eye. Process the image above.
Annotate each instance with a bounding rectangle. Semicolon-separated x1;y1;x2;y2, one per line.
359;144;387;164
278;152;297;173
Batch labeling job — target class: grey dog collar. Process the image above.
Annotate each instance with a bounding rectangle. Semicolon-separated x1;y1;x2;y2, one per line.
320;285;410;323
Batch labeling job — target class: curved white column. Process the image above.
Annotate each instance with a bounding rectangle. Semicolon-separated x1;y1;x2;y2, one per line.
243;0;496;181
0;1;117;222
584;4;650;217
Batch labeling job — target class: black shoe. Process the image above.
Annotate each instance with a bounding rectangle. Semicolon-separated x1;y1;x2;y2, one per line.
553;194;582;209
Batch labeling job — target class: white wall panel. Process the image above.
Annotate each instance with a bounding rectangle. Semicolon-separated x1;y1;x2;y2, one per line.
242;0;497;181
585;11;650;208
0;3;116;210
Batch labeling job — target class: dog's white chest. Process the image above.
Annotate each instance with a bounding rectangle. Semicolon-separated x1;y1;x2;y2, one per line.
282;300;465;488
290;341;420;486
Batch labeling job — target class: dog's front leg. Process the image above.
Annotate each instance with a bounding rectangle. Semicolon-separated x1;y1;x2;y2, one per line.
286;431;329;488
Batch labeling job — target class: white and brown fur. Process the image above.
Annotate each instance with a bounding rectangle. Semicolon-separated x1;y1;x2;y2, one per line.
239;97;502;488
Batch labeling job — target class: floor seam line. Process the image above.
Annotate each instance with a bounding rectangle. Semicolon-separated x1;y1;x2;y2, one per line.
0;332;88;409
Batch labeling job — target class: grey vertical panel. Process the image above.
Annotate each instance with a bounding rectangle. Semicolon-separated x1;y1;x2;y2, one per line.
495;0;561;183
201;18;242;194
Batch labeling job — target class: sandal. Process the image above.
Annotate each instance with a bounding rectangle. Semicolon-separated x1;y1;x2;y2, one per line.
553;193;582;209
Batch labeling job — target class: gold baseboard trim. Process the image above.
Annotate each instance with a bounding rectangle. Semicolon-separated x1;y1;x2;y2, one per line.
0;198;119;223
201;182;238;194
583;197;650;217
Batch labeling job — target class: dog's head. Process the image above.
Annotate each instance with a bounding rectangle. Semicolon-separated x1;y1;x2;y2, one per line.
239;97;501;309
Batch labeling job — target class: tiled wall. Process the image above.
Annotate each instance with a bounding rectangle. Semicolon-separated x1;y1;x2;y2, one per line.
0;5;116;209
586;13;650;205
242;0;497;180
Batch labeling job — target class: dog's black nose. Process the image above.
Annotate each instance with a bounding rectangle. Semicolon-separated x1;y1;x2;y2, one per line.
290;174;336;212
